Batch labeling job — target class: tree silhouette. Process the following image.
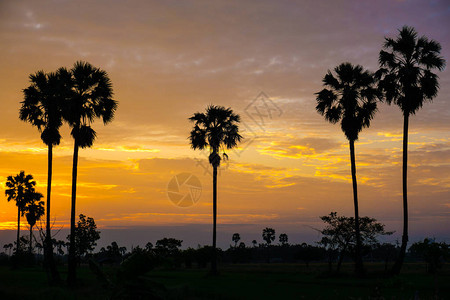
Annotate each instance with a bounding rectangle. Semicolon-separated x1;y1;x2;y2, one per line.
64;61;117;285
377;26;445;275
20;68;70;280
318;212;393;273
279;233;288;246
262;228;275;246
25;195;45;253
316;62;378;276
67;214;100;260
5;171;39;254
189;105;242;275
232;233;241;248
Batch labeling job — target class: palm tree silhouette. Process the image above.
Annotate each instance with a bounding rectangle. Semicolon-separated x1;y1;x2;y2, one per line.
5;171;38;254
189;105;242;274
64;61;117;285
316;62;378;276
25;197;45;253
377;26;445;275
20;68;69;280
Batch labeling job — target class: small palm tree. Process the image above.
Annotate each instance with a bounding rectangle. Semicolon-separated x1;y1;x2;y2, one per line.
20;67;69;280
5;171;38;254
315;62;378;276
377;26;445;275
64;61;117;285
25;197;45;253
189;105;242;274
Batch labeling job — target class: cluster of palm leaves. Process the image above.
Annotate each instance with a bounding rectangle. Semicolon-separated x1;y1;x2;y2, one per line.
5;171;44;254
315;26;445;276
18;61;117;284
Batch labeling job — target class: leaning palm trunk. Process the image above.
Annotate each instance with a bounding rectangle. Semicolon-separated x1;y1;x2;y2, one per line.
45;144;60;282
391;113;409;275
211;164;218;275
349;139;364;276
68;137;79;285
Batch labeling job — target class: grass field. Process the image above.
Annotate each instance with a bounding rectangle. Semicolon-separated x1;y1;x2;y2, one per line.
0;262;449;299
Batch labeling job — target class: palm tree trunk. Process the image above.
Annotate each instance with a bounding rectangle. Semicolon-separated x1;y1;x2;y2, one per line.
17;208;20;254
211;165;218;275
349;139;364;276
45;144;60;283
68;138;79;286
391;113;409;275
29;225;33;253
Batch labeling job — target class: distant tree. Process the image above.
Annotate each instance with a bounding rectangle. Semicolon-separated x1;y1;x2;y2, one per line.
318;212;393;272
119;246;127;256
20;67;69;282
316;63;379;276
409;238;449;274
67;214;100;260
25;197;45;253
238;242;246;249
155;238;183;255
252;240;257;248
377;26;445;275
262;228;276;246
5;171;40;254
279;233;288;246
189;105;242;274
64;61;118;285
145;242;153;252
232;233;241;248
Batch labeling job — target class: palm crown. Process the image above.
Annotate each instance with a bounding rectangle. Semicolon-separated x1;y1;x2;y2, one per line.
65;61;117;148
20;68;71;146
5;171;37;212
316;62;378;141
189;105;242;167
26;198;45;228
377;26;445;116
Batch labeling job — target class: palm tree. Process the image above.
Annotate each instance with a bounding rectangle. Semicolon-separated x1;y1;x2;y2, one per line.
20;68;69;280
25;196;45;253
64;61;117;285
5;171;38;254
377;26;445;275
189;105;242;274
315;62;378;276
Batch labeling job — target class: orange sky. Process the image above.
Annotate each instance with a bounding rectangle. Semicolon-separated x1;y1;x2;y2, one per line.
0;0;449;248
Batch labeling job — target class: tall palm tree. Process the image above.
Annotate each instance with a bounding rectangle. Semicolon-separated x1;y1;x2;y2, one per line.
64;61;117;285
20;68;69;281
315;63;378;276
189;105;242;274
25;196;45;253
377;26;445;275
5;171;38;254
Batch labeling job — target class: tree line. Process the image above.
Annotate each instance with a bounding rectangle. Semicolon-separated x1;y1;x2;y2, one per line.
4;25;446;283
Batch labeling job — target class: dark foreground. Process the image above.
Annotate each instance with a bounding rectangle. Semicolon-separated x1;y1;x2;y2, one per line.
0;262;449;299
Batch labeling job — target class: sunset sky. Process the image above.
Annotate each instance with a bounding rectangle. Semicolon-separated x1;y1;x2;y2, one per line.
0;0;449;249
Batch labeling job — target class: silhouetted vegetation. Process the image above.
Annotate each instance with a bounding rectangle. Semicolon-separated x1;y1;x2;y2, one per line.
5;171;43;255
20;67;69;282
316;62;379;276
2;24;447;298
376;26;446;275
189;105;242;275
